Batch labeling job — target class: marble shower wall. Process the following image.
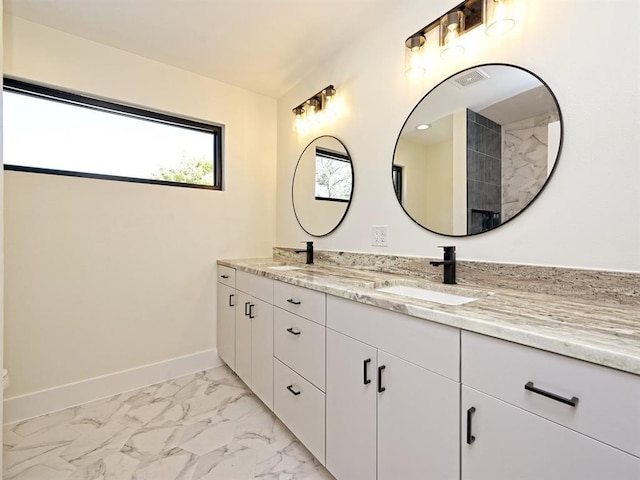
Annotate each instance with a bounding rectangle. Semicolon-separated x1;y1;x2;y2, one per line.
502;113;560;221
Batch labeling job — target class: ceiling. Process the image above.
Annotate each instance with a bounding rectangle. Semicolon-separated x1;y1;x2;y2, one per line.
4;0;414;98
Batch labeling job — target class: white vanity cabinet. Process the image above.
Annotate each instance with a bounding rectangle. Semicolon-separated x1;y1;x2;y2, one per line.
216;266;236;370
461;331;640;480
326;295;460;480
234;271;274;410
272;281;327;463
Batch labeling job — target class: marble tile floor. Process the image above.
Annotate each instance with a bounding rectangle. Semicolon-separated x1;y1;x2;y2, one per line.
3;366;334;480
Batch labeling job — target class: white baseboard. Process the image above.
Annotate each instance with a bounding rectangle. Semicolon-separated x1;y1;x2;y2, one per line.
3;349;222;425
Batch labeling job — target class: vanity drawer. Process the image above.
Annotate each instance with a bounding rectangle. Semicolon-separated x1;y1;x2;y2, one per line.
274;358;325;464
218;265;236;287
326;295;459;381
274;281;326;325
462;331;640;457
274;308;326;391
236;270;273;303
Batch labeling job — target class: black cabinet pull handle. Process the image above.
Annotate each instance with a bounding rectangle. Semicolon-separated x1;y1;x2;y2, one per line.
286;385;301;396
363;358;372;385
525;381;579;407
466;407;476;444
286;327;301;336
228;294;235;307
244;302;250;316
248;303;255;319
220;274;229;279
377;365;386;393
286;298;301;305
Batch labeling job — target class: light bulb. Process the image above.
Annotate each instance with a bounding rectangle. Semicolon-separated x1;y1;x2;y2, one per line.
441;25;465;59
486;0;515;36
293;106;306;133
440;11;465;60
404;34;426;78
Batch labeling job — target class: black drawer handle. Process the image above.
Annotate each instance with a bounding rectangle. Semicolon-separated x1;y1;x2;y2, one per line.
286;298;301;305
248;303;255;319
466;407;476;444
286;385;301;396
228;294;235;307
525;381;579;407
363;358;372;385
244;302;250;316
377;365;386;393
220;274;229;279
286;327;301;336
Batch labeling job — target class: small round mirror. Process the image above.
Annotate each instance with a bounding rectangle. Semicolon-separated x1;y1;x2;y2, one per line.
393;64;563;236
292;136;354;236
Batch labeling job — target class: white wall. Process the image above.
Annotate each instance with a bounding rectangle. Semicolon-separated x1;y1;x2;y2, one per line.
3;16;277;398
0;2;4;465
276;0;640;272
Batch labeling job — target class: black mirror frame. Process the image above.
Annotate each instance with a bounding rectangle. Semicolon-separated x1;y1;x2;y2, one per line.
292;135;355;237
392;63;564;237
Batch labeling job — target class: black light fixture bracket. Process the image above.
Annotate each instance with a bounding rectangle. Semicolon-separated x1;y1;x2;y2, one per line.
405;0;484;46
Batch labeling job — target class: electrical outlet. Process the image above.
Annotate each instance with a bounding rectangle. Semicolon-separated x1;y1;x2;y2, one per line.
372;225;388;247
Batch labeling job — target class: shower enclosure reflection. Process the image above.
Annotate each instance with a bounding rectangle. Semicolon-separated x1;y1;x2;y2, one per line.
393;64;562;236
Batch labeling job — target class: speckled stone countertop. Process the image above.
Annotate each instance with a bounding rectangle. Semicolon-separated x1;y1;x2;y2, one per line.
218;251;640;376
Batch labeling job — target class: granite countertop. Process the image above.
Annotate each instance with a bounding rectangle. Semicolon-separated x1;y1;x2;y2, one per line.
217;257;640;376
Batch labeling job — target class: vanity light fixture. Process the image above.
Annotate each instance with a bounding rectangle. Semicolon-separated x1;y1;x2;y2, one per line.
404;0;516;77
292;85;337;133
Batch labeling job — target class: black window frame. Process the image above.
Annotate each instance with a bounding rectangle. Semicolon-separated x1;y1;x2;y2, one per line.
313;147;352;203
3;77;223;190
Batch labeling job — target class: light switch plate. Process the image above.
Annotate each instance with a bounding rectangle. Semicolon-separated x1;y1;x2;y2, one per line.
372;225;388;247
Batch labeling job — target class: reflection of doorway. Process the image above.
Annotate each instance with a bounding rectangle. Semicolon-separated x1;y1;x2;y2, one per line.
392;165;403;204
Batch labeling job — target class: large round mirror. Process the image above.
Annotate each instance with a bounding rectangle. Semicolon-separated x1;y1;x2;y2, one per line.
393;64;563;236
293;136;354;236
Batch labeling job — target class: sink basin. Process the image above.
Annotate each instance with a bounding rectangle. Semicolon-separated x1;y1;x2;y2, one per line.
268;265;303;271
376;285;479;306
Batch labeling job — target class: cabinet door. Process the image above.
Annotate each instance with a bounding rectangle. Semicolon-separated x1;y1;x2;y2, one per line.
251;297;274;410
377;350;460;480
217;283;236;370
462;386;640;480
326;329;377;480
235;291;253;387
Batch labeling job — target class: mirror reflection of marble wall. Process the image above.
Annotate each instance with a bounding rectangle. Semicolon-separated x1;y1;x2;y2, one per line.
393;64;562;237
292;136;353;236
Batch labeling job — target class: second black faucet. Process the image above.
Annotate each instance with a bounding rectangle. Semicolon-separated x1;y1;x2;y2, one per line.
295;241;314;264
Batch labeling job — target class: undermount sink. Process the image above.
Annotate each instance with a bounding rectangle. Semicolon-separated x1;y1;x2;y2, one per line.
268;265;304;271
376;284;479;306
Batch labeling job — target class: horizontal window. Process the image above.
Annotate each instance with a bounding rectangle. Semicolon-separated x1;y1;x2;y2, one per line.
314;147;352;202
3;78;222;189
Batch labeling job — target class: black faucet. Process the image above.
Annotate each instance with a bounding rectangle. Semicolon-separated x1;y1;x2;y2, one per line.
430;246;456;284
294;241;314;264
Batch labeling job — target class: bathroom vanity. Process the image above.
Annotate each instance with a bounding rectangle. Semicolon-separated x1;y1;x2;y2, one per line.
216;254;640;480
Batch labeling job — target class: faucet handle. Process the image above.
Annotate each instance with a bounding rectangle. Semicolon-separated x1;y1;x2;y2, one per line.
437;245;456;252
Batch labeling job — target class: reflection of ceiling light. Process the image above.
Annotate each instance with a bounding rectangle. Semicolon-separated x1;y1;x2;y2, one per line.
416;124;430;130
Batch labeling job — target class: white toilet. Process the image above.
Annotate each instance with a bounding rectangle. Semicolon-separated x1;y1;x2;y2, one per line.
3;369;8;391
